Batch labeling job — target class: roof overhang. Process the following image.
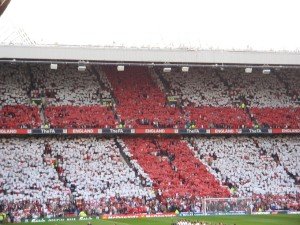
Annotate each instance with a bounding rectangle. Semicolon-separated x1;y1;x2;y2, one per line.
1;45;300;67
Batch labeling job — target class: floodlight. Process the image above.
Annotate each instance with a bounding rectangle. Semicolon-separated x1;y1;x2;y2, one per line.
50;64;58;70
182;67;189;72
117;65;124;71
245;68;252;73
163;67;171;72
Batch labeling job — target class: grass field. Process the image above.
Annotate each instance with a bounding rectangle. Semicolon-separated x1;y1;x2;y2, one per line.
19;215;300;225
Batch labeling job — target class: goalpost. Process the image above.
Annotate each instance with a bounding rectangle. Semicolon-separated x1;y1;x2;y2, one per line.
203;198;253;215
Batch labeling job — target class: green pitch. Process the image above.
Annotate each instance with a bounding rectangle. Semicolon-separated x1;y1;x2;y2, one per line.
19;215;300;225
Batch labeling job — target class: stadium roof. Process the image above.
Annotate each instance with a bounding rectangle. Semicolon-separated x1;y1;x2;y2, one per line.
1;45;300;67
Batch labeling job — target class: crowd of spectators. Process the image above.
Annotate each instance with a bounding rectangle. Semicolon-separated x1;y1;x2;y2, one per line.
30;64;102;106
104;66;183;128
191;136;298;197
123;137;230;198
0;137;212;219
220;69;295;107
94;67;114;100
251;107;300;129
0;105;41;129
255;136;300;184
0;138;71;221
118;138;154;186
161;68;231;107
0;64;299;221
186;107;252;129
252;193;300;211
0;64;300;129
45;105;115;128
0;137;157;220
0;136;299;221
276;69;300;102
190;136;299;210
104;66;300;129
0;64;30;106
46;137;153;201
0;64;41;129
29;64;117;128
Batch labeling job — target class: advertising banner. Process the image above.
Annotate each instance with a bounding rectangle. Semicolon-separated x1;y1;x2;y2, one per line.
30;129;64;134
22;216;99;223
1;128;299;135
102;213;176;219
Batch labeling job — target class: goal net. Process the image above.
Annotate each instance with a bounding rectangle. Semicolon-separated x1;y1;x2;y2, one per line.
203;198;252;215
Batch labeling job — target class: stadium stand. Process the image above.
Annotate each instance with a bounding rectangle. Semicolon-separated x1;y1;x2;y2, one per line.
0;64;41;129
93;66;114;100
186;106;253;129
1;64;300;129
277;69;300;103
104;66;183;128
46;137;153;201
190;136;300;210
0;138;71;222
220;69;295;107
191;136;299;197
44;105;115;128
27;64;116;128
156;67;300;128
123;137;230;198
30;64;101;106
0;63;299;221
158;68;231;107
1;136;297;220
0;63;30;105
0;105;41;129
0;137;157;219
256;136;300;184
250;107;300;129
